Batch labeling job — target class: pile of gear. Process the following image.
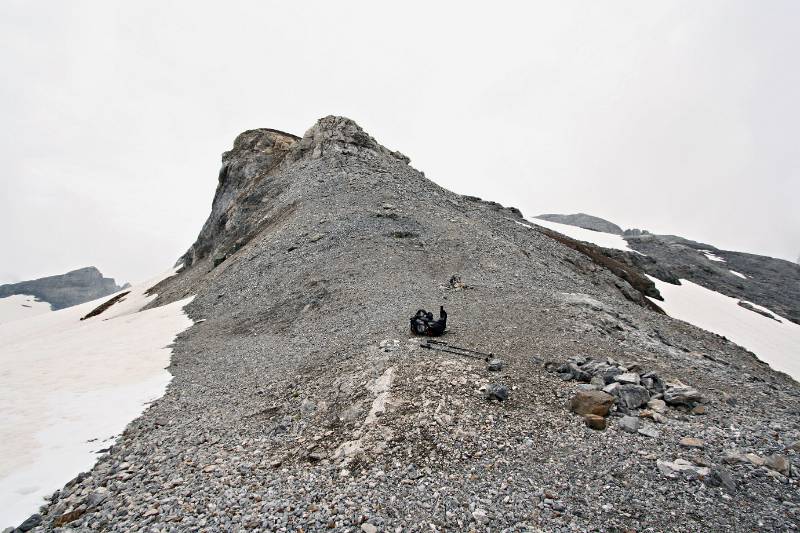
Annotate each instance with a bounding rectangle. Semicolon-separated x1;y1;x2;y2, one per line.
409;306;448;336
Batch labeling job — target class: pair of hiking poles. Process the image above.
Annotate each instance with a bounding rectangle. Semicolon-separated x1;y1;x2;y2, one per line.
419;339;495;361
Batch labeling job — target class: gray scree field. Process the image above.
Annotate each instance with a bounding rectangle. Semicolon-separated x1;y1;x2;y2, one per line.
18;117;800;532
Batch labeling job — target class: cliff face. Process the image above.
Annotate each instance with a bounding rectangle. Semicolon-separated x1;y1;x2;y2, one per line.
29;117;800;532
0;267;125;310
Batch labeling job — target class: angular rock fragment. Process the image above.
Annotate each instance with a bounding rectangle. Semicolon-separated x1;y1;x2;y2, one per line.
483;384;509;401
569;390;615;417
618;415;640;433
657;458;710;479
764;454;790;476
663;386;703;406
679;437;704;448
613;384;651;412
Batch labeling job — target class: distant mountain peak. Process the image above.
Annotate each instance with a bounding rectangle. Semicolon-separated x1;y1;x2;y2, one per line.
536;213;623;234
0;267;125;310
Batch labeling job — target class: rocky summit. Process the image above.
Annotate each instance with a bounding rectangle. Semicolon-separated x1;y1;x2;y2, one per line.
21;117;800;532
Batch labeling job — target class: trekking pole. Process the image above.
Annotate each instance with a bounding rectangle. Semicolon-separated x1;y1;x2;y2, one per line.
425;339;495;359
420;341;490;361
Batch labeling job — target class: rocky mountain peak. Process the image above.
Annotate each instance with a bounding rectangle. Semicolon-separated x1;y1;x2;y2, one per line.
0;267;125;310
288;115;410;165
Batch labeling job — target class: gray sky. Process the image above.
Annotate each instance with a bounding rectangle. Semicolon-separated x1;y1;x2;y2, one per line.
1;1;798;284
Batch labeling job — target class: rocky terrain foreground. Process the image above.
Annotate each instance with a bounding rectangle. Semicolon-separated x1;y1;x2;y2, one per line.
18;117;800;532
0;267;126;310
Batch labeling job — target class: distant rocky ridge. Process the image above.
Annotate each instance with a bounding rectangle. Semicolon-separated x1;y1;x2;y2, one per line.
536;213;623;234
538;215;800;325
0;267;127;310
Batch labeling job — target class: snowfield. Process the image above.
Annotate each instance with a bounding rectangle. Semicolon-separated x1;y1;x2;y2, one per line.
649;277;800;381
519;218;636;252
0;270;193;526
0;295;52;324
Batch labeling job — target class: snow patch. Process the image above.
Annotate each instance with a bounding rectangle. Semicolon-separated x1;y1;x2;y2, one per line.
0;295;52;324
699;249;726;263
0;269;194;526
729;270;747;279
648;277;800;381
517;219;636;253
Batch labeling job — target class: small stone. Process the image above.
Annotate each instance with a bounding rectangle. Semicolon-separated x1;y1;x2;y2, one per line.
706;467;737;494
691;405;707;415
618;415;640;433
483;383;509;401
487;358;504;371
765;454;790;476
647;398;667;413
638;426;660;438
472;508;489;524
679;437;705;449
657;458;710;479
361;523;378;533
584;414;607;430
789;440;800;452
721;451;748;464
569;390;615;417
143;508;160;518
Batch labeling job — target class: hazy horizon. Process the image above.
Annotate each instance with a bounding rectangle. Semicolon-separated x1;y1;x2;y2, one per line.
2;1;798;285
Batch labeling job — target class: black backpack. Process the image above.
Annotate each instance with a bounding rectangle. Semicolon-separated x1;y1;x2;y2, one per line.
410;306;447;336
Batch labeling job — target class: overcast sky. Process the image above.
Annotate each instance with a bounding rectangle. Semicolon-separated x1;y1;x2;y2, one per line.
1;1;798;284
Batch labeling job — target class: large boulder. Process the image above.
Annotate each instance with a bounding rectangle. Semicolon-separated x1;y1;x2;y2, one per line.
569;390;615;417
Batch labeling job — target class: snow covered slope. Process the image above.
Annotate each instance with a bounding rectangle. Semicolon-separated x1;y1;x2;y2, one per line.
649;277;800;381
522;218;635;252
0;295;52;324
0;270;194;526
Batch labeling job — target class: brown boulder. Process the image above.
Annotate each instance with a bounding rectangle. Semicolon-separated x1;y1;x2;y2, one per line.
569;390;615;417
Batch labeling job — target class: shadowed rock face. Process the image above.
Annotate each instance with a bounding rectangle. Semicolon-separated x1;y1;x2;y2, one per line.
536;213;624;234
0;267;125;310
29;117;800;533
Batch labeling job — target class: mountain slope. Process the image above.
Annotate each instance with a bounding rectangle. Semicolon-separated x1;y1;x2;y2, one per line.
21;117;800;532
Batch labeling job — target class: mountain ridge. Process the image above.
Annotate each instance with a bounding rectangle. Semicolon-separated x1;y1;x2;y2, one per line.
0;267;126;311
24;117;800;532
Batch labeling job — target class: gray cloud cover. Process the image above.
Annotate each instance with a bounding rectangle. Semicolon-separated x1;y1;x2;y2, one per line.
1;1;798;284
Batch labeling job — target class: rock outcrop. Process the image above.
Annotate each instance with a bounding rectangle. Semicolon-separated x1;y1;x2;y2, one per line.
0;267;126;310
